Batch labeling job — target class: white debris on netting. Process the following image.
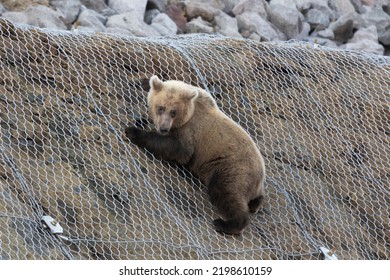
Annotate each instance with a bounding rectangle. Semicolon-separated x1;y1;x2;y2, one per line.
0;19;389;260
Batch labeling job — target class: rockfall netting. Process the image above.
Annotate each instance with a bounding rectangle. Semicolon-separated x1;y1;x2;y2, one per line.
0;18;389;260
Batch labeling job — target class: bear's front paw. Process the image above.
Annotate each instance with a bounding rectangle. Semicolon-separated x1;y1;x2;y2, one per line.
125;126;142;142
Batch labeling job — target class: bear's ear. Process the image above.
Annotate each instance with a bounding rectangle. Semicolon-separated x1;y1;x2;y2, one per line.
149;75;163;92
188;89;199;101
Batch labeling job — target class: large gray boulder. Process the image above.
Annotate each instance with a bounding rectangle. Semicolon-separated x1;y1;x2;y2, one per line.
50;0;81;26
270;0;296;9
267;4;304;39
329;12;360;43
236;12;282;41
214;10;241;38
2;5;67;30
106;12;160;36
288;0;329;11
186;0;226;10
304;8;330;31
150;13;178;36
1;11;29;25
185;1;219;21
75;7;106;32
362;6;390;46
185;16;214;34
222;0;241;15
232;0;268;19
343;25;384;55
80;0;109;12
317;28;335;40
108;0;147;21
328;0;356;18
0;4;6;15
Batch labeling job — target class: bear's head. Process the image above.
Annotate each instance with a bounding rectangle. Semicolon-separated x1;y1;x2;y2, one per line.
148;76;198;135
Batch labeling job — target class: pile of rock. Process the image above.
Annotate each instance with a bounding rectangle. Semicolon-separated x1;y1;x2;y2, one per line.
0;0;389;55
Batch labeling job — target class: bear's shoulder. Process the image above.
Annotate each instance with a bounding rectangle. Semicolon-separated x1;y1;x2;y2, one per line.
196;88;217;109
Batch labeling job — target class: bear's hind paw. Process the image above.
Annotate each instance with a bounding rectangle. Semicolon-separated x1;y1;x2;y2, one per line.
213;218;248;235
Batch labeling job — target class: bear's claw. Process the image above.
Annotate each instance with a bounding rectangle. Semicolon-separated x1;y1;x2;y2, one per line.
125;126;141;141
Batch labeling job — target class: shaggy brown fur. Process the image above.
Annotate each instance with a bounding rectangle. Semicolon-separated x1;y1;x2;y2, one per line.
125;76;265;235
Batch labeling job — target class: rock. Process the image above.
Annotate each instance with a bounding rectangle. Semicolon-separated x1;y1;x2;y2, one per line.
221;0;241;15
108;0;147;21
75;7;106;32
104;27;134;36
343;25;385;55
80;0;109;12
328;0;356;17
248;32;261;41
362;6;390;46
329;12;360;43
150;13;178;36
294;0;329;11
295;0;336;21
50;0;81;26
349;24;381;42
165;3;186;34
232;0;268;19
185;16;214;34
185;1;219;22
311;2;337;22
361;0;375;6
317;28;334;39
236;12;282;41
144;8;160;24
305;36;338;48
1;0;49;11
350;0;366;14
2;5;67;29
383;4;390;16
186;0;226;10
0;4;6;15
79;0;117;17
270;0;297;9
147;0;166;12
304;8;330;31
295;21;311;40
1;11;29;25
214;10;241;37
267;4;304;39
28;5;67;29
106;12;160;36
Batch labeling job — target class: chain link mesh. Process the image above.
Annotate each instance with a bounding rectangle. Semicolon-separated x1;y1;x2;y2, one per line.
0;18;389;260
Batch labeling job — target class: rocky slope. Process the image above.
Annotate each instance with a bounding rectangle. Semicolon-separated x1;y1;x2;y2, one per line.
0;18;389;259
0;0;389;55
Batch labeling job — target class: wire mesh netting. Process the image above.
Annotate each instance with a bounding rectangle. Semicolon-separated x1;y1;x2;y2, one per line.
0;18;389;260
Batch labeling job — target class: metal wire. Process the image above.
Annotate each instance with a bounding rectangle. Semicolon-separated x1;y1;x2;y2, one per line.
0;18;389;260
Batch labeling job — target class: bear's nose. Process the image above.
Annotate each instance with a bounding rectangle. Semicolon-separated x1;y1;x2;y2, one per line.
159;128;169;135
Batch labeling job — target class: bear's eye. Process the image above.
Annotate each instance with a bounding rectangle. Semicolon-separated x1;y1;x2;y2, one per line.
170;110;177;118
157;106;165;115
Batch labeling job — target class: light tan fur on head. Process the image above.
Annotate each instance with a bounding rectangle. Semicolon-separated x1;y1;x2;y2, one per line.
148;76;198;134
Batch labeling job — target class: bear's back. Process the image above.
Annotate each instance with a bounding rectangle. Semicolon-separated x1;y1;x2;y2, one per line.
182;90;264;186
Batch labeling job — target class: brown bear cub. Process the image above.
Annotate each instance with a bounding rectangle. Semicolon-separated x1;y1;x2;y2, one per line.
125;76;265;235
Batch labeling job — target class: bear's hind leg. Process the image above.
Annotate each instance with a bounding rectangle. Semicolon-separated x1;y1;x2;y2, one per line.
208;172;250;235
